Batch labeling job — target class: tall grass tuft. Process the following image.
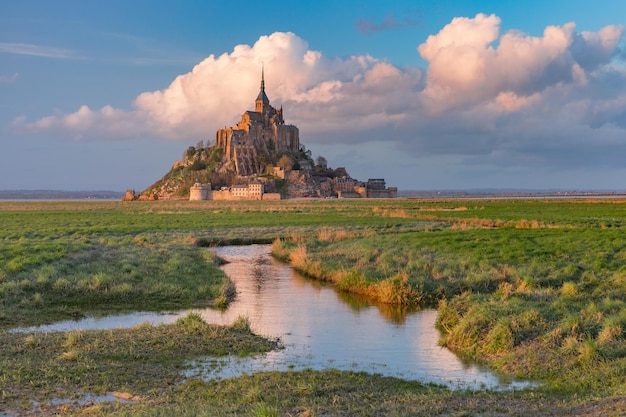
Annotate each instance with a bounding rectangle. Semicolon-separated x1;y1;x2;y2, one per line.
251;402;279;417
560;281;578;297
24;334;41;348
485;319;515;353
231;315;252;333
317;227;350;242
59;350;79;361
436;299;461;333
216;281;237;308
32;292;43;306
289;244;309;268
289;244;323;278
271;238;289;261
336;269;368;293
64;330;83;348
375;273;423;305
176;312;207;334
597;323;623;346
317;228;334;242
577;338;599;365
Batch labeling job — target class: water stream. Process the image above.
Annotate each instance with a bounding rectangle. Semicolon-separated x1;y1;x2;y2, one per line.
17;244;533;390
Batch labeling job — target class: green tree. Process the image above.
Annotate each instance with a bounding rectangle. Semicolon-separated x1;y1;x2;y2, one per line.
277;154;294;170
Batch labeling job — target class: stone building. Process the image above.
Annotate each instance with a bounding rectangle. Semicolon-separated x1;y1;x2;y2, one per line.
332;177;359;193
192;179;279;201
226;181;264;199
248;180;263;199
366;179;398;198
215;69;300;176
189;180;211;201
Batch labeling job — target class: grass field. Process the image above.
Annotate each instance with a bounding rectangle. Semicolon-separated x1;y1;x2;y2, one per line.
1;199;625;416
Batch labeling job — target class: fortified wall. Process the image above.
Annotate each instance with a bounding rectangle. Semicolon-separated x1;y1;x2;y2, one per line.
365;179;398;198
189;179;280;201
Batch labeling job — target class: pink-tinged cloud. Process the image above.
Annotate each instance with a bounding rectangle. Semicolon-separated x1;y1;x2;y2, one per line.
11;32;402;141
9;16;626;170
417;14;623;112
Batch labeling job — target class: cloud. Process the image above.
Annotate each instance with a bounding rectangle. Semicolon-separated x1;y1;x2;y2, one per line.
0;72;19;84
12;32;411;141
355;13;417;34
406;14;626;169
12;105;155;141
10;15;626;174
0;42;77;59
417;14;623;111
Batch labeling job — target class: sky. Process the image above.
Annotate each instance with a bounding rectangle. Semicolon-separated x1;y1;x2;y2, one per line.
1;0;626;192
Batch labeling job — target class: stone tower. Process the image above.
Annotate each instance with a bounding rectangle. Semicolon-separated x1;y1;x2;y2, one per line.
215;68;300;176
189;179;211;200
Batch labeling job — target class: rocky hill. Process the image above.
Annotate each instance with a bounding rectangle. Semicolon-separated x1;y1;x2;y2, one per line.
133;70;379;200
138;142;348;200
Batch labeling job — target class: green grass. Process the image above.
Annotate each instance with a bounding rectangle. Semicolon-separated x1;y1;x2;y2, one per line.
31;370;626;417
0;313;278;413
0;200;437;329
0;235;232;328
2;198;626;415
271;199;626;397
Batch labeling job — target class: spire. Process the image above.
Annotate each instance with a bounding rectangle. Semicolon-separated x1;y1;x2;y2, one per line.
255;64;270;112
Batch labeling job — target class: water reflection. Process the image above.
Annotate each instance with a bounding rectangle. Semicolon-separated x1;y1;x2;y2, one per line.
16;245;533;390
190;245;532;390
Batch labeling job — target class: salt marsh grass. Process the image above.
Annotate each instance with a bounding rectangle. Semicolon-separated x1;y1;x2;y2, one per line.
2;199;626;414
269;198;626;397
1;313;277;413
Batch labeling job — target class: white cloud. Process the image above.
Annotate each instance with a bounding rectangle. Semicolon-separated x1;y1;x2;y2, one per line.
12;32;406;141
9;16;626;174
417;14;623;112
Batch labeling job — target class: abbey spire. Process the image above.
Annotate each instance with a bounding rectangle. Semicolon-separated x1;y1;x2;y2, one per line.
255;65;270;113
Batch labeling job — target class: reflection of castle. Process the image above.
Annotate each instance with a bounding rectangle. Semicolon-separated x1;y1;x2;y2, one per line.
215;68;300;176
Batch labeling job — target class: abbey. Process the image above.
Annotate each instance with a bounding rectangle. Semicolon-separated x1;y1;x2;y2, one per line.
215;69;300;176
143;68;398;201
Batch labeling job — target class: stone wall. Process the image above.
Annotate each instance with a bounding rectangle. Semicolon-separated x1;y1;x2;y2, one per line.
262;193;281;201
366;187;398;198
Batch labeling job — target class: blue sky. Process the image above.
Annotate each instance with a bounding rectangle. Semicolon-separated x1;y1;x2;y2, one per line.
2;1;626;191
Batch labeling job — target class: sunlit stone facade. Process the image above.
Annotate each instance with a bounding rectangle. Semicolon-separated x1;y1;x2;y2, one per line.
215;69;300;176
